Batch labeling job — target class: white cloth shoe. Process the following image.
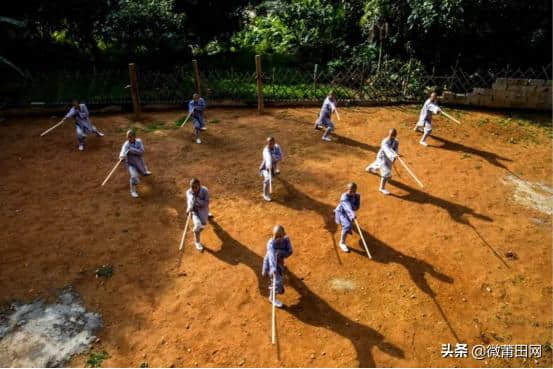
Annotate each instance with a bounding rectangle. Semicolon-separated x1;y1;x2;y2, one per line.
269;295;283;308
196;138;202;144
145;170;152;176
195;242;204;252
96;131;105;137
322;136;332;142
78;144;84;151
200;127;207;131
419;140;428;147
379;188;390;195
339;242;350;253
263;194;272;202
131;190;139;198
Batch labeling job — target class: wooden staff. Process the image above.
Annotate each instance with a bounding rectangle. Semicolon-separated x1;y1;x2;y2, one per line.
334;108;341;121
40;119;65;137
271;275;277;345
101;159;123;186
178;212;191;251
440;110;461;124
354;219;372;259
397;156;424;188
180;112;192;128
269;167;273;194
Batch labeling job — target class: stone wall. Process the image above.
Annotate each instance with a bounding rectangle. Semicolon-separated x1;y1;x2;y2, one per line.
442;78;552;110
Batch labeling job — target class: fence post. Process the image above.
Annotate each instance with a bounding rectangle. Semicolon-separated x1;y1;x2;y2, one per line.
255;55;264;114
192;59;201;95
128;63;141;117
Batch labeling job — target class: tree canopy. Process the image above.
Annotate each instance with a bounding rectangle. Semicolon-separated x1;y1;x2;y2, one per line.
1;0;550;74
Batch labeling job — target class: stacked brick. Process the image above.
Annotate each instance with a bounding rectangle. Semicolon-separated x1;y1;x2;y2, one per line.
442;78;552;110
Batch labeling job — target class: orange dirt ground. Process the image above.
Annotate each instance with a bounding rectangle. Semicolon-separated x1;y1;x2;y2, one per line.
0;106;551;367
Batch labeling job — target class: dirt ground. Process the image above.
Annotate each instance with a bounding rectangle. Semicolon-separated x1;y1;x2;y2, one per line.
0;105;551;367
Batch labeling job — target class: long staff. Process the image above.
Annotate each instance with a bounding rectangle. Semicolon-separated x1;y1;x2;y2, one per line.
101;159;123;186
397;157;424;188
440;110;461;124
40;119;65;137
354;219;372;259
178;212;192;251
271;275;277;345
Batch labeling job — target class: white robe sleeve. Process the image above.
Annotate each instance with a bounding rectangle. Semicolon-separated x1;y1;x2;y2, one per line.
119;141;129;160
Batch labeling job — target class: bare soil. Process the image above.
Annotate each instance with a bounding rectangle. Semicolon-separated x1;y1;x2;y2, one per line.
0;106;551;367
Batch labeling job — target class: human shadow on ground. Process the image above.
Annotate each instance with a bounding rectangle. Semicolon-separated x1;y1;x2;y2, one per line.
348;227;460;342
206;220;405;367
332;133;379;153
386;179;492;225
384;179;508;268
273;177;343;265
272;177;461;341
430;135;512;171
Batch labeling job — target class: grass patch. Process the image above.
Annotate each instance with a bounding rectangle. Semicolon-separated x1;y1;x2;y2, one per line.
140;362;149;368
210;119;221;124
143;121;175;132
461;153;471;160
87;351;109;368
95;265;113;278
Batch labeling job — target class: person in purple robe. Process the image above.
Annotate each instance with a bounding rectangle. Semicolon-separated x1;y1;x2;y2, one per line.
119;130;151;198
334;183;361;253
60;99;104;151
262;225;293;308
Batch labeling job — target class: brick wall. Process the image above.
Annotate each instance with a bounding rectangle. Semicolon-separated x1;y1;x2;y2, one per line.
442;78;552;110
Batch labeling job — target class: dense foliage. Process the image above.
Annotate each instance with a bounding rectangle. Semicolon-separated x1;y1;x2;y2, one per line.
0;0;550;75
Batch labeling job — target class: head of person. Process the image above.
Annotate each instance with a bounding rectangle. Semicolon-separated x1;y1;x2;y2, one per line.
272;224;286;241
126;129;136;143
430;92;438;103
266;136;275;149
193;93;200;102
190;178;201;193
71;99;80;109
347;182;357;196
389;128;397;140
329;91;336;101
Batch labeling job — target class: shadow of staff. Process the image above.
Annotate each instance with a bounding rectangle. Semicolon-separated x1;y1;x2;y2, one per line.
206;220;405;367
430;135;512;171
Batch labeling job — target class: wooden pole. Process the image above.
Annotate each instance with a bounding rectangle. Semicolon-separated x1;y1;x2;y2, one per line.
192;60;201;95
128;63;141;117
101;159;123;187
178;213;192;251
40;119;65;137
440;110;461;124
397;156;424;188
271;275;276;344
354;219;372;259
255;55;264;114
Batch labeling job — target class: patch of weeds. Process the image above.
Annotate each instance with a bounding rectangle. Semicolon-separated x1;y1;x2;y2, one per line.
95;265;113;278
508;137;517;144
140;362;149;368
143;121;172;132
497;117;513;126
544;342;552;353
175;115;189;127
210;119;220;124
87;351;109;368
461;153;471;160
476;118;489;126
